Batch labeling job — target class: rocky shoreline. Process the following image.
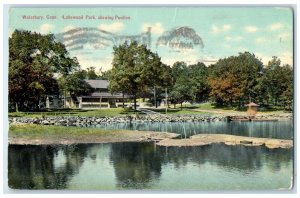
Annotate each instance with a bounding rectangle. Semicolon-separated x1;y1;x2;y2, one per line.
9;114;227;126
156;134;293;149
9;113;292;127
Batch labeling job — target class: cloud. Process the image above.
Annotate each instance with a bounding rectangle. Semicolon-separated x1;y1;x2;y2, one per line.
279;52;293;65
255;52;271;65
198;55;218;66
222;44;231;49
63;25;76;32
223;25;231;31
244;25;258;33
211;24;231;34
255;37;267;44
225;36;243;42
278;31;292;41
161;57;198;66
9;29;13;37
98;22;124;33
75;54;113;71
222;44;248;53
236;47;248;52
160;49;200;66
159;49;218;66
255;52;292;66
142;22;164;35
40;24;54;34
268;23;284;31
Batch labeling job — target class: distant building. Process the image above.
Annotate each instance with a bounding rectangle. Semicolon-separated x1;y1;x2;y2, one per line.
46;80;131;109
79;80;130;108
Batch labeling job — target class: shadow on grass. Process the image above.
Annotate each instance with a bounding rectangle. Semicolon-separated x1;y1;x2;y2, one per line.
209;104;289;113
47;108;89;113
119;108;146;115
184;106;200;110
144;108;182;114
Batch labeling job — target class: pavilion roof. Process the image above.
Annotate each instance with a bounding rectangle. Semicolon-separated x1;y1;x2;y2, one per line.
246;102;259;107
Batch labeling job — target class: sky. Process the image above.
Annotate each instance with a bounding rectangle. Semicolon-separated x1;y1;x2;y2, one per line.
9;6;293;72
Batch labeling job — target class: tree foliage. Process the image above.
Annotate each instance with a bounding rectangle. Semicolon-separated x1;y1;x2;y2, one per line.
208;52;263;107
9;30;79;111
9;29;293;112
169;61;210;108
85;67;99;79
189;62;210;102
169;62;195;108
58;71;94;103
109;42;171;110
257;57;293;109
207;53;293;110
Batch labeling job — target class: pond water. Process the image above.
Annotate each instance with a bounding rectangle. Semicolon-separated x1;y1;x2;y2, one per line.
92;120;293;139
8;142;293;190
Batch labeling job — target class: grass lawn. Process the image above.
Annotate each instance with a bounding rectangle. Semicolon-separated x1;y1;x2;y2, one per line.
9;124;178;145
9;103;290;118
150;108;212;115
9;124;124;145
151;102;290;116
8;108;139;118
149;103;234;115
184;103;289;115
9;124;127;138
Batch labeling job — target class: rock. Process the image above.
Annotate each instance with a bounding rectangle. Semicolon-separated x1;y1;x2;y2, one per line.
42;120;50;125
9;112;290;127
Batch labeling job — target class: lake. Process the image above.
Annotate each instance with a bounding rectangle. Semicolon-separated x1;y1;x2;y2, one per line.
8;142;293;190
8;120;294;190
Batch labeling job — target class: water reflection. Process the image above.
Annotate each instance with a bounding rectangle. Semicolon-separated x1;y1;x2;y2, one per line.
110;142;162;189
8;145;89;189
8;142;293;190
159;144;292;173
92;121;293;139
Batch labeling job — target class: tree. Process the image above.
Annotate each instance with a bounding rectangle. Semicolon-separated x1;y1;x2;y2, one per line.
169;62;196;109
86;67;99;79
253;57;293;109
9;30;79;111
263;57;293;107
188;62;210;102
208;75;240;106
109;42;170;110
99;70;111;80
58;71;94;106
208;52;263;107
280;83;293;111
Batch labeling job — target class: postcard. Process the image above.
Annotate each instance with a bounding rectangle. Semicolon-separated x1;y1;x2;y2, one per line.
6;6;294;191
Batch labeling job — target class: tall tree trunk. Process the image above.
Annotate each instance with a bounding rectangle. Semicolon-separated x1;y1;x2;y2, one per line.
64;90;66;108
134;97;137;111
181;102;183;110
37;95;40;110
154;85;157;108
122;91;125;108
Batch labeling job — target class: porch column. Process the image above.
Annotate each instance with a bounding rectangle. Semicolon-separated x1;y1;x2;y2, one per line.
100;96;102;109
78;97;82;109
46;96;50;108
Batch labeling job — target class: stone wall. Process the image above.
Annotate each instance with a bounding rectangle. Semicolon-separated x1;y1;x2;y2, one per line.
9;113;292;127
